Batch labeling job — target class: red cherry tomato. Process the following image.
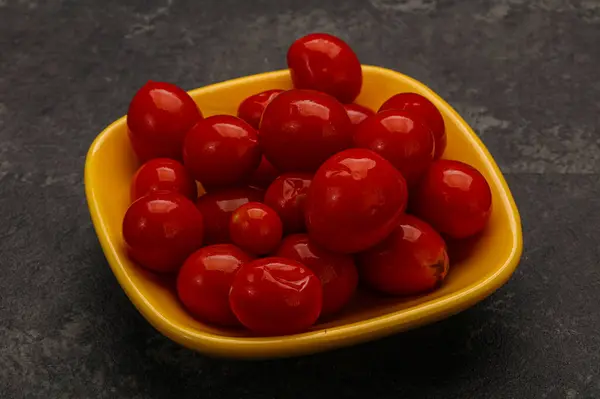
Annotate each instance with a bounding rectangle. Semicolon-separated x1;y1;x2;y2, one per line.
444;233;482;264
127;81;202;162
353;110;435;186
411;160;492;239
379;92;446;159
237;89;284;130
357;215;449;296
130;158;197;202
177;244;253;326
123;192;204;273
195;187;264;245
229;257;323;335
264;173;312;234
229;202;283;255
305;148;408;254
275;234;358;316
287;33;362;103
344;103;374;127
247;156;279;189
260;89;353;172
183;115;261;187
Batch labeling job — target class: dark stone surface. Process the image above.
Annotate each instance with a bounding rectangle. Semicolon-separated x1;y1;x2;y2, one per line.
1;0;599;397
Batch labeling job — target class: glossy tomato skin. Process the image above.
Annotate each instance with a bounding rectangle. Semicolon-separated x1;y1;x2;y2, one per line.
379;92;446;159
287;33;362;103
264;173;312;234
260;89;353;173
229;257;323;335
176;244;253;326
305;148;408;254
353;110;435;186
247;156;279;189
344;103;375;127
237;89;284;130
195;187;264;245
183;115;261;187
357;215;449;296
229;202;283;255
123;192;204;273
130;158;197;202
275;234;358;316
127;81;202;162
411;160;492;239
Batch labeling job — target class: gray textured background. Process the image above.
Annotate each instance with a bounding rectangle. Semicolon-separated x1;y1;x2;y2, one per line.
1;0;600;398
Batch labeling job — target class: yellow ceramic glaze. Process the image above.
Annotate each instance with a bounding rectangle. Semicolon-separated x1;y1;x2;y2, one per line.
84;66;523;359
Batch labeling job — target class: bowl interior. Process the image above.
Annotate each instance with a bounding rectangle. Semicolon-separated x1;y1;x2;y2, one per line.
85;66;521;356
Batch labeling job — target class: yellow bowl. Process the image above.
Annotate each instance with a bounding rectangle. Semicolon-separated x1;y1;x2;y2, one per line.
85;65;522;359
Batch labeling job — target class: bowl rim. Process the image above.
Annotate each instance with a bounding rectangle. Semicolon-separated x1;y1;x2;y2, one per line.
84;65;523;358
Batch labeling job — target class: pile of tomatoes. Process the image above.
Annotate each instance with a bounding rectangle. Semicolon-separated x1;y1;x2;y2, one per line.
122;33;492;336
